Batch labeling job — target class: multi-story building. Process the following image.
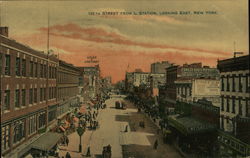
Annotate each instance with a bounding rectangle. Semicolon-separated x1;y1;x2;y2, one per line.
132;72;150;87
175;78;221;107
151;61;173;74
165;63;219;107
57;60;80;119
217;54;250;157
78;65;100;101
0;27;58;157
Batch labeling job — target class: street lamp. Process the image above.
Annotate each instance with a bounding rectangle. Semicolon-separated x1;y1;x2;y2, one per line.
77;126;85;152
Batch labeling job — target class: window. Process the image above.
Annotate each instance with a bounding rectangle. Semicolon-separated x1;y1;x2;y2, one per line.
5;55;10;75
21;89;26;106
221;97;224;111
34;62;38;77
4;90;10;110
239;75;242;92
16;57;21;76
226;98;229;112
221;77;224;91
232;97;235;113
34;88;37;103
30;61;33;77
226;76;230;91
48;109;56;122
38;112;46;128
44;88;46;100
21;59;26;76
40;88;43;102
29;88;33;104
239;99;242;115
28;115;37;135
1;125;10;151
15;89;20;108
232;76;235;92
40;64;43;78
44;65;47;78
13;120;25;144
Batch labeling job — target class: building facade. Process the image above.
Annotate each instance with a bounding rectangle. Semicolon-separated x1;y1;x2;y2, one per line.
57;60;80;119
1;28;58;157
175;78;221;107
151;61;172;74
217;55;250;157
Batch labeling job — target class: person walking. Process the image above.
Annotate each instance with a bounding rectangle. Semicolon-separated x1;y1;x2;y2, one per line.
65;152;71;158
124;125;128;132
154;139;158;150
66;136;69;146
86;146;91;157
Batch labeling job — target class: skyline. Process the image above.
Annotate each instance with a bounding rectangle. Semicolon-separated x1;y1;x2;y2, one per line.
1;0;248;83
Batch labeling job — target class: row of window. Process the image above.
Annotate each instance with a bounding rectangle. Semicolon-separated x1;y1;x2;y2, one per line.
58;87;78;99
3;54;56;79
58;72;79;83
2;87;56;111
177;86;192;97
1;112;46;152
221;75;249;93
221;97;249;116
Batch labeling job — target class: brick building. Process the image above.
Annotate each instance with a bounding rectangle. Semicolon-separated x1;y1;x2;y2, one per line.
164;63;219;110
57;60;80;118
1;27;58;157
217;54;250;157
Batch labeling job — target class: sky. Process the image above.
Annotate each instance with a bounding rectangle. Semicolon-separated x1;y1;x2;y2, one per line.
0;0;248;83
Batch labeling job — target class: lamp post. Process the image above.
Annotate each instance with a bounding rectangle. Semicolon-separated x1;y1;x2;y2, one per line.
77;126;85;153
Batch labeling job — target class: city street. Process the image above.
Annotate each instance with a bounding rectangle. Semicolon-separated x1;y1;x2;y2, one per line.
58;95;182;158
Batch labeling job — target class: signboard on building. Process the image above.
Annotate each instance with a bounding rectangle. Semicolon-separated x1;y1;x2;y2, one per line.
192;79;220;96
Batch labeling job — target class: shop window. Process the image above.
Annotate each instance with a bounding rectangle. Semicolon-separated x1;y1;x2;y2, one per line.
38;112;46;128
13;120;25;144
1;124;10;151
28;115;37;135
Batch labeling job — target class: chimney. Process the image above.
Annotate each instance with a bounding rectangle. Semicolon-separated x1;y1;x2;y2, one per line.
0;27;9;37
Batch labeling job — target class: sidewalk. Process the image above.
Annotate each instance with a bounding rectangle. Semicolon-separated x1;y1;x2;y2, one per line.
58;105;104;158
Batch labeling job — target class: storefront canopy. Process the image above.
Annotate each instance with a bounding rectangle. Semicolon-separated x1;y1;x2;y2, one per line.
31;132;63;151
168;115;216;135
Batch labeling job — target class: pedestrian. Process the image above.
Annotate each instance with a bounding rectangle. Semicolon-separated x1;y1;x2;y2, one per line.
66;136;69;146
154;139;158;149
65;152;71;158
124;125;128;132
86;146;91;157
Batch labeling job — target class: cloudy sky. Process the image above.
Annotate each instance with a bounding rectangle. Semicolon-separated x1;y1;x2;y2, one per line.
1;0;248;82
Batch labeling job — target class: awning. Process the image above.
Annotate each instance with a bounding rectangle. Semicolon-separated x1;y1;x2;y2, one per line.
31;132;63;151
168;115;216;135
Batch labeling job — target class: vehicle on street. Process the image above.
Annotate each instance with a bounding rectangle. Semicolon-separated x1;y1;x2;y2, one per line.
115;101;126;109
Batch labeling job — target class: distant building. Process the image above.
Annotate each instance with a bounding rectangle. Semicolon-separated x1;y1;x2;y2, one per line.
151;61;173;74
78;65;100;100
217;54;250;157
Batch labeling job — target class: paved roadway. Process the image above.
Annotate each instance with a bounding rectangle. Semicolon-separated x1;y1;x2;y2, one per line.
58;95;182;158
